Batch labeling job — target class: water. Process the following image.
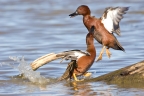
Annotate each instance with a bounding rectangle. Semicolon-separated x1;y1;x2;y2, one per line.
0;0;144;95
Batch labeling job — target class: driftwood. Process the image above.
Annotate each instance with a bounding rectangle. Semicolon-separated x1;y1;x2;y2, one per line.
31;53;63;71
30;53;144;88
89;60;144;88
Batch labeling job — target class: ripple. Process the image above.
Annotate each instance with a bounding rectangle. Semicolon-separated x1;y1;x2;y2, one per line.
0;0;144;95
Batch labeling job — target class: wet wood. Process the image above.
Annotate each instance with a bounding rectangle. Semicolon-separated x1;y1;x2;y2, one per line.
30;53;63;71
89;60;144;88
30;53;144;88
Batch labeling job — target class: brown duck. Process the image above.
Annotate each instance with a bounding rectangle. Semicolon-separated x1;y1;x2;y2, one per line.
69;5;129;61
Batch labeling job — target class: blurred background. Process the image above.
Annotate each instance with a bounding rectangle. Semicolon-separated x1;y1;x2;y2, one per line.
0;0;144;96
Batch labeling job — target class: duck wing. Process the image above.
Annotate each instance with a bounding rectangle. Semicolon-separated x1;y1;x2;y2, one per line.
58;60;76;81
56;50;90;62
101;7;129;36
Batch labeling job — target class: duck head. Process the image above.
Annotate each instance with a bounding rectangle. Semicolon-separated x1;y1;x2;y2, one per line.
69;5;91;17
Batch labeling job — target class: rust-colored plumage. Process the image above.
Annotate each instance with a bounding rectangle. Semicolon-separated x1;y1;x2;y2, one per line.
69;5;128;61
57;27;96;81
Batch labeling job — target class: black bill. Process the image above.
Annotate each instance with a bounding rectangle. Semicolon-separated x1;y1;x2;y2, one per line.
69;11;78;18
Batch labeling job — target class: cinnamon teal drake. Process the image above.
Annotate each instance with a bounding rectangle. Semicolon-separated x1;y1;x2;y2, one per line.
57;26;96;81
69;5;129;61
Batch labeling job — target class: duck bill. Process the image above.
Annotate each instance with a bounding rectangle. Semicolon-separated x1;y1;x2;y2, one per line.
69;12;78;18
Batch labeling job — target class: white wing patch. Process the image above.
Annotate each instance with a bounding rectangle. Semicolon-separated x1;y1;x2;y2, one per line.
101;11;114;33
74;51;86;60
101;7;129;36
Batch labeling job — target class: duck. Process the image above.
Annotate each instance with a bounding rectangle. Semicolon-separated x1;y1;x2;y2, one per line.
56;26;96;81
69;5;129;61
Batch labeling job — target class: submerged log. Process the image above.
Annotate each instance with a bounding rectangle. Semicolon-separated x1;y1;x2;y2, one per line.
89;60;144;88
30;53;144;88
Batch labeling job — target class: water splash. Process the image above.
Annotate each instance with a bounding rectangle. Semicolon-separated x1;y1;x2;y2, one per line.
2;56;49;85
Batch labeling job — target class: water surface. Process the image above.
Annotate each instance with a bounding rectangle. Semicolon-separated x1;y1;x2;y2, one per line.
0;0;144;96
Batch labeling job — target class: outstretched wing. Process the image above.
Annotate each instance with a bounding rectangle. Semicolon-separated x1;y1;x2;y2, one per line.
56;50;90;62
101;7;129;36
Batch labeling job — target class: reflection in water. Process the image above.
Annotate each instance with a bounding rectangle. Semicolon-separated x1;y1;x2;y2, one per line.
64;81;114;96
72;83;97;96
71;82;97;96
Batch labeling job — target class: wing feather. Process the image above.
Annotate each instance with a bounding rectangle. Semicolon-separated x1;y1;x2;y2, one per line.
56;50;90;62
101;7;129;36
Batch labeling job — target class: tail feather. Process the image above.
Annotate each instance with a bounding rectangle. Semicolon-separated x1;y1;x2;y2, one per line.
112;34;125;52
115;39;125;52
